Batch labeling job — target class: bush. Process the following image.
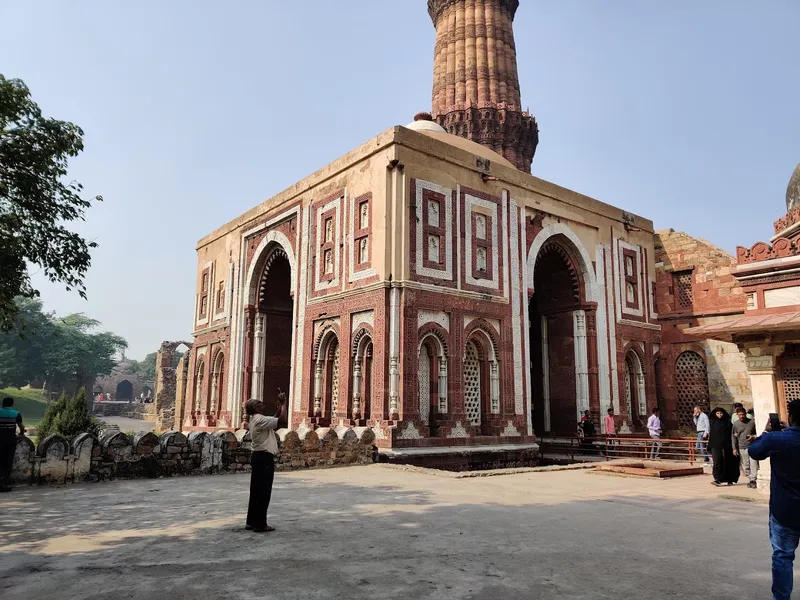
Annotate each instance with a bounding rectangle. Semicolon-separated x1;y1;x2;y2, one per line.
37;388;100;441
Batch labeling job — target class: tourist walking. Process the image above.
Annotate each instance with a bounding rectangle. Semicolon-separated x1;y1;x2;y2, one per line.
647;406;662;459
731;406;758;489
245;394;286;533
0;397;25;492
708;407;738;486
693;406;710;463
747;399;800;600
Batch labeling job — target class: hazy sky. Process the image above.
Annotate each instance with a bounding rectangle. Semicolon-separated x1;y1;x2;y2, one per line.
2;1;798;359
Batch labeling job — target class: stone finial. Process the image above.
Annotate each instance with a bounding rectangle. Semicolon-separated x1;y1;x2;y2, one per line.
414;112;434;122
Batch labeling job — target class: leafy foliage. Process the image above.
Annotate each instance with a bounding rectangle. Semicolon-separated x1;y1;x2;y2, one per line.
0;297;127;394
125;351;183;382
0;74;102;331
37;388;99;440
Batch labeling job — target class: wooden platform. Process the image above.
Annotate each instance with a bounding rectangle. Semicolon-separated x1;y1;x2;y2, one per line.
595;461;705;478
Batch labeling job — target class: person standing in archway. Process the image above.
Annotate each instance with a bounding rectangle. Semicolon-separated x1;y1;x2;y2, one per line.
244;394;287;533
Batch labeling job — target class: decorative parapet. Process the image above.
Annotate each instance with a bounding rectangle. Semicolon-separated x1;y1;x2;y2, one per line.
736;237;799;264
774;206;800;236
10;426;376;487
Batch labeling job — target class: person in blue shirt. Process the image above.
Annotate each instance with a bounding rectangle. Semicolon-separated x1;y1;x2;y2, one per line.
0;397;25;492
748;399;800;600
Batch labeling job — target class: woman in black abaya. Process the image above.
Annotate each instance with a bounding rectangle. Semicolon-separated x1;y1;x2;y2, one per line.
707;407;740;486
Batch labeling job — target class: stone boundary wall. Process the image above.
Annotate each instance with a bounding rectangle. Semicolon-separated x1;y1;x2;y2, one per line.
12;426;376;486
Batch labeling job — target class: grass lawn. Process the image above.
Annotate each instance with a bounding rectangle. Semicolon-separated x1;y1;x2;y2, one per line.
0;387;49;427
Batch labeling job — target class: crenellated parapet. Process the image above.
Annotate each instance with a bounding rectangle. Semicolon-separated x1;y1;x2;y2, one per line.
10;426;377;487
736;237;800;265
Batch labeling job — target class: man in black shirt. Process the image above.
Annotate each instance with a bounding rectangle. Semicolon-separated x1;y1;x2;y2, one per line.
0;397;25;492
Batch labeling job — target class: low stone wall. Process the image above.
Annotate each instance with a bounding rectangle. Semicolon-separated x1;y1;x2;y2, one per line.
92;401;131;417
120;402;157;422
11;426;376;486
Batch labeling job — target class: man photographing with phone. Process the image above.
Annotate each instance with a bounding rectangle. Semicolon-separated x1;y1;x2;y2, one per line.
748;399;800;600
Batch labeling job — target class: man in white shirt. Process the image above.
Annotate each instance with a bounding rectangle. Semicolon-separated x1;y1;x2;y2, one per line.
693;406;710;463
245;394;287;533
647;406;662;460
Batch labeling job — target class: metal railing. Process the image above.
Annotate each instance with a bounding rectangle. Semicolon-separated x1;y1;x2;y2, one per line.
538;435;706;464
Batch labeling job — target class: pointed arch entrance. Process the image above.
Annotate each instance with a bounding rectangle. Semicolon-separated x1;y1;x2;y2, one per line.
243;235;296;423
527;225;598;435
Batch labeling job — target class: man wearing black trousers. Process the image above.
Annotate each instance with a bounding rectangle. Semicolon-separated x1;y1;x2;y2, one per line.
245;394;286;533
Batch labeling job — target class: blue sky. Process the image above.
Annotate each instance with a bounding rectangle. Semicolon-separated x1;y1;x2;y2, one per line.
2;0;798;359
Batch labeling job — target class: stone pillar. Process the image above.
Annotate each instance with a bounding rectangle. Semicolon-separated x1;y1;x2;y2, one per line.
352;358;363;418
573;310;590;419
313;361;324;416
744;347;783;492
251;313;265;400
541;315;551;432
388;287;400;418
438;359;448;414
490;361;500;414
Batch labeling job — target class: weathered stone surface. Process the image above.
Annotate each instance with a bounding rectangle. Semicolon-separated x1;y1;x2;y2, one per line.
10;423;377;486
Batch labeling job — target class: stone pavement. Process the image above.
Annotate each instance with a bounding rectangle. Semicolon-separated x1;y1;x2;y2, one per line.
0;465;784;599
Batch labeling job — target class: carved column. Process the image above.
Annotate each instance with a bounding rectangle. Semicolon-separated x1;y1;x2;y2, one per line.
251;313;265;400
490;361;500;414
313;361;324;416
585;309;600;417
438;359;448;413
352;358;363;418
242;306;256;412
573;310;590;419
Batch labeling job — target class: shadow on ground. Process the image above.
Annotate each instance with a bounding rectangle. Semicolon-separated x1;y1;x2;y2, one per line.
0;466;777;600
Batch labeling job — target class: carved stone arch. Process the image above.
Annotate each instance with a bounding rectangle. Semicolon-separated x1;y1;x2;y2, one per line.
313;322;341;360
352;325;375;357
535;241;582;303
464;319;500;362
244;230;297;305
527;222;598;303
210;344;226;368
418;323;449;357
622;341;647;374
256;246;289;307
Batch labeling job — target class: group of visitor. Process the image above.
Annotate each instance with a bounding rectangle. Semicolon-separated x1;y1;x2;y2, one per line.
693;403;758;488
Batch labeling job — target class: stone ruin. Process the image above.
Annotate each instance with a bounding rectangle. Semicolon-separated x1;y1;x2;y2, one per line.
153;341;192;431
11;426;377;486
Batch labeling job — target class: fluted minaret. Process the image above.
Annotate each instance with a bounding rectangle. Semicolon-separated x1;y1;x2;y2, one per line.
429;0;539;172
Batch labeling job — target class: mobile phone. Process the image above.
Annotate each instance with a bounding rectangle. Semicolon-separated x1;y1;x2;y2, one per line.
769;413;782;431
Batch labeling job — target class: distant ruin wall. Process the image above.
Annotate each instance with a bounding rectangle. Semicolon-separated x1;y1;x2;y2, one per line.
11;426;376;487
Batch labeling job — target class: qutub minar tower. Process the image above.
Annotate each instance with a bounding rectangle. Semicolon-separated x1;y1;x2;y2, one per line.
428;0;539;172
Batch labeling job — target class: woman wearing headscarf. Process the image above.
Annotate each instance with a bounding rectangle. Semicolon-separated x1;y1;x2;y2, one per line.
708;406;740;486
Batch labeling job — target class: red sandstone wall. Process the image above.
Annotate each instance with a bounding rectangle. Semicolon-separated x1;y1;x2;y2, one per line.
654;230;749;431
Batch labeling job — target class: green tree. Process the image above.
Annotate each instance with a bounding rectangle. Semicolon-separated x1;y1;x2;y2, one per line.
37;388;99;440
0;297;126;394
0;74;102;331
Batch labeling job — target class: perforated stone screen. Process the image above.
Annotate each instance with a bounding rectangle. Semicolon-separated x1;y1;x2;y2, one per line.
674;272;693;309
419;347;431;425
781;367;800;407
464;341;481;426
675;351;709;428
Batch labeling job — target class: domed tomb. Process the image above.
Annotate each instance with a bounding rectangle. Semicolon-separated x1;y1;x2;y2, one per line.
788;162;800;212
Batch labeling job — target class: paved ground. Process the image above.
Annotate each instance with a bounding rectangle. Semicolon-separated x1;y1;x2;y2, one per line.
0;465;784;599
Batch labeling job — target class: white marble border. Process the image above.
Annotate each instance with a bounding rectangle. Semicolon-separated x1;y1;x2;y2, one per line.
509;196;524;415
415;179;453;281
349;192;376;282
464;194;500;290
315;195;342;292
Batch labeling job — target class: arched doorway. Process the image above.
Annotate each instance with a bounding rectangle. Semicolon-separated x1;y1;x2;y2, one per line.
529;238;586;434
210;352;225;417
351;332;374;423
675;350;709;429
313;331;340;424
253;246;294;416
116;380;133;402
624;349;646;427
